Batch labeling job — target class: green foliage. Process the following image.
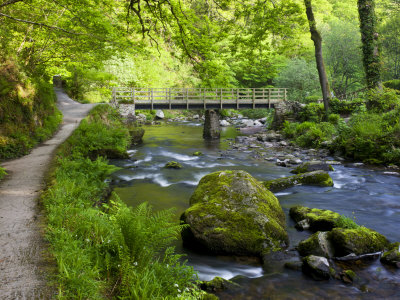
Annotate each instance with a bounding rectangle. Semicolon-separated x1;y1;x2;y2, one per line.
383;80;400;91
333;107;400;164
328;113;340;125
0;166;7;180
283;121;337;148
298;103;325;122
329;98;366;115
43;106;198;298
366;88;400;112
335;215;359;230
240;109;273;120
274;58;321;102
0;62;62;159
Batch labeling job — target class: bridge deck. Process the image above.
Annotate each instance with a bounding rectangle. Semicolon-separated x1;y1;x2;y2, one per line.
111;88;287;110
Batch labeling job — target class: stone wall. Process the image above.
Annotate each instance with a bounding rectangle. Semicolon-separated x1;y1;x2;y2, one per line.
272;101;305;129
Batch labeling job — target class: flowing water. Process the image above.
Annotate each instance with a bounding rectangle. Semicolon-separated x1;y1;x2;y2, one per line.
110;122;400;299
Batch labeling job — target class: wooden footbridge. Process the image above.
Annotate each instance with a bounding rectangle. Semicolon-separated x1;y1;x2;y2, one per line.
111;87;287;110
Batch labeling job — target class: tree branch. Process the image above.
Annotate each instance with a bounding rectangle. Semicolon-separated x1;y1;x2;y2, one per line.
0;12;84;35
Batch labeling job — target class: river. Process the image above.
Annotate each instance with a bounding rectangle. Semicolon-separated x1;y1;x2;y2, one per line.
110;122;400;299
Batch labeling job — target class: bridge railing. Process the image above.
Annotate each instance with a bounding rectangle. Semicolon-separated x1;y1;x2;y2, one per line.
111;87;287;109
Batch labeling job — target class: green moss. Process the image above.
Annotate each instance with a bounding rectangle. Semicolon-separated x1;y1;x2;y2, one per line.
182;170;288;256
263;171;333;192
329;227;389;256
193;151;203;156
200;276;239;293
291;162;334;174
164;161;183;169
344;270;356;281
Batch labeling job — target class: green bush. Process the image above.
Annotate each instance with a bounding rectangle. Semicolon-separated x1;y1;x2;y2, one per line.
44;106;199;298
366;88;400;112
304;95;321;103
383;79;400;91
333;109;400;164
0;166;6;180
283;121;337;148
241;108;273;120
329;98;366;115
328;113;340;125
298;103;325;122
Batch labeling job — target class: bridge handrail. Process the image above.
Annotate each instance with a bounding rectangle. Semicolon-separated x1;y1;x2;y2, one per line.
111;87;287;109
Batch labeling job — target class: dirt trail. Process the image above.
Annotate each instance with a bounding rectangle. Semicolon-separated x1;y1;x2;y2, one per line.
0;89;95;299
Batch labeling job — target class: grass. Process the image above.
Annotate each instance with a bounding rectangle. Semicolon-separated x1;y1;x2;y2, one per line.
42;104;203;299
0;166;6;180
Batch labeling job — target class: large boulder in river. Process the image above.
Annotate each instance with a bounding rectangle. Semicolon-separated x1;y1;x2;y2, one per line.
263;170;333;192
180;170;288;256
328;227;389;257
291;161;334;174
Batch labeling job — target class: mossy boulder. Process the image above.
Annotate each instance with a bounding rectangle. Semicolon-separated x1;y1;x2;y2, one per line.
297;231;334;258
129;127;145;145
181;170;288;256
291;161;334;174
200;276;240;293
263;170;333;192
164;161;182;169
380;242;400;268
289;206;342;232
302;255;331;280
328;227;389;257
193;151;203;156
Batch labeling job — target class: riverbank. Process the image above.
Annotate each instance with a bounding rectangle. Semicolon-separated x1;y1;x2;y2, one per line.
41;104;204;298
0;89;95;298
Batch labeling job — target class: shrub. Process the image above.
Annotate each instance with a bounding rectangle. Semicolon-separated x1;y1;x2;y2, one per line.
383;79;400;91
328;113;340;125
329;98;366;115
283;121;337;148
366;88;400;112
0;166;6;180
298;103;325;122
241;108;273;120
304;95;321;103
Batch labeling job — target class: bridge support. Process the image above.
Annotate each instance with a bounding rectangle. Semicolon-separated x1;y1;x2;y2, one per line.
203;109;221;139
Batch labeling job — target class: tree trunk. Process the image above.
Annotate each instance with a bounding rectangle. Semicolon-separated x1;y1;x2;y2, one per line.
358;0;381;88
304;0;330;114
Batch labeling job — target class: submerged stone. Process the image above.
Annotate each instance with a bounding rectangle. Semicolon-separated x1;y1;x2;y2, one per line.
380;242;400;268
291;161;334;174
263;170;333;192
164;161;182;169
329;227;389;257
181;170;288;257
200;276;240;293
302;255;331;280
193;151;203;156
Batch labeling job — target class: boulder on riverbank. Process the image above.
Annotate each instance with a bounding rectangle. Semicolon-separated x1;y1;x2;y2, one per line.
262;170;333;193
291;161;334;174
180;170;288;256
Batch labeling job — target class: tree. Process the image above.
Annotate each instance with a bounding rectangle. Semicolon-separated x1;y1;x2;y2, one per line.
358;0;381;88
304;0;331;113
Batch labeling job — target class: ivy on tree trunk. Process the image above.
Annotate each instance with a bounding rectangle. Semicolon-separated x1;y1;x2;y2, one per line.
358;0;381;88
304;0;330;113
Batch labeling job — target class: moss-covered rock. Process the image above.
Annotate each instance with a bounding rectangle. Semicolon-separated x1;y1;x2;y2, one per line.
263;170;333;192
193;151;203;156
297;231;334;258
289;206;342;232
181;170;288;256
380;242;400;268
200;276;240;293
129;127;145;145
340;270;357;283
164;161;182;169
302;255;331;280
329;227;389;257
291;161;334;174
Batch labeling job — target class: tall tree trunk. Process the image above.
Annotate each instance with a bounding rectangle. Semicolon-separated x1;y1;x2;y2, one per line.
358;0;381;88
304;0;330;114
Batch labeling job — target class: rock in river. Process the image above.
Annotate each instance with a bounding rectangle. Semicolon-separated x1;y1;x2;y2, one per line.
291;161;334;174
164;161;182;169
180;170;288;256
380;243;400;268
262;171;333;193
302;255;331;280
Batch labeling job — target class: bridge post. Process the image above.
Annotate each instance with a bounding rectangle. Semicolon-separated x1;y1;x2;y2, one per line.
203;109;220;140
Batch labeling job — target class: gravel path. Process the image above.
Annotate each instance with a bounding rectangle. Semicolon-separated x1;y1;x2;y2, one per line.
0;89;95;299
